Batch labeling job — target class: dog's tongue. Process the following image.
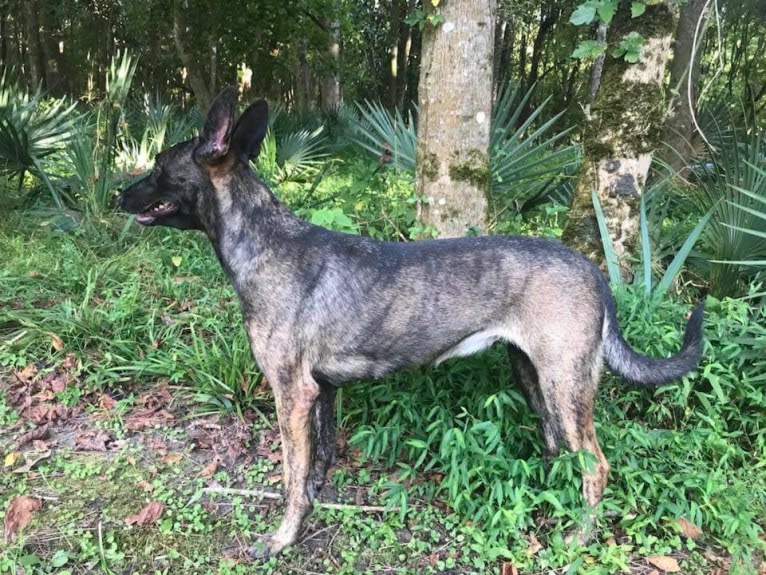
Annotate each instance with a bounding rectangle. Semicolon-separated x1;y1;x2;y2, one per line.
135;213;156;225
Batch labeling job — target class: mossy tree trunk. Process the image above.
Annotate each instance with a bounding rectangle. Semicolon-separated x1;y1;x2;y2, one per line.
659;0;709;174
416;0;495;238
561;1;676;275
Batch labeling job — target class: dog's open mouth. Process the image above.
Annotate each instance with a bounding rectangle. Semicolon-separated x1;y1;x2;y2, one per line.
135;200;177;225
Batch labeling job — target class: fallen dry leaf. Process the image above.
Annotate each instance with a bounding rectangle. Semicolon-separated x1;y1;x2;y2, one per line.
163;453;183;465
15;363;38;383
12;450;52;474
136;480;155;492
647;555;681;573
502;561;519;575
125;501;165;526
75;430;113;451
125;408;174;431
677;516;703;539
15;422;51;449
4;496;42;543
45;372;68;393
62;354;78;370
526;533;543;555
31;440;49;451
4;452;22;469
100;393;117;410
48;332;64;351
200;457;220;477
27;403;68;425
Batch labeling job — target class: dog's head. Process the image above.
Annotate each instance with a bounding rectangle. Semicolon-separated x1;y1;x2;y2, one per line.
118;89;269;230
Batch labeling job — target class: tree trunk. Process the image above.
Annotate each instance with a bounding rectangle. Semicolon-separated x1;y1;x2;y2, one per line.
562;1;676;274
387;0;403;109
321;19;341;111
404;21;421;111
416;0;495;238
1;10;9;69
172;0;212;109
659;0;709;174
394;0;415;108
519;5;558;122
493;7;513;91
22;0;43;89
295;37;311;116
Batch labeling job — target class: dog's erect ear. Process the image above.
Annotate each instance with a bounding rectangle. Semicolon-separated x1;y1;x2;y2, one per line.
230;99;269;161
194;88;238;164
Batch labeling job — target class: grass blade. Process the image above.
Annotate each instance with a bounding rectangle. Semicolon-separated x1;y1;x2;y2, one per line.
654;208;713;299
592;188;623;285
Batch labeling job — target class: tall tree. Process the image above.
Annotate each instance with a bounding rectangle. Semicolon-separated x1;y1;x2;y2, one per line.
172;0;213;109
416;0;496;237
659;0;709;174
562;1;677;274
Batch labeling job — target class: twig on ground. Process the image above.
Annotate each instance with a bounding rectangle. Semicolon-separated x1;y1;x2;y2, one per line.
201;485;409;513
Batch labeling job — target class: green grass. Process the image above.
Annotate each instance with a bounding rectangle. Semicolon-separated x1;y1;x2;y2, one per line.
2;162;765;573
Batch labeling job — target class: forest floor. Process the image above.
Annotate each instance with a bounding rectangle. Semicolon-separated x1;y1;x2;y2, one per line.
2;358;755;575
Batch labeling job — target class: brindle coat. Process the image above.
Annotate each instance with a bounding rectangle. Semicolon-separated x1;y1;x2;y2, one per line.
119;89;704;558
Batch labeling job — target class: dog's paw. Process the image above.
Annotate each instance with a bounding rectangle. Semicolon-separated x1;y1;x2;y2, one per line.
246;536;274;560
564;513;596;546
246;533;292;560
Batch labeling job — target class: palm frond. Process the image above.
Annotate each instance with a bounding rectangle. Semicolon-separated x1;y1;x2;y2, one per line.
490;83;579;212
350;100;417;173
690;122;766;296
0;71;80;206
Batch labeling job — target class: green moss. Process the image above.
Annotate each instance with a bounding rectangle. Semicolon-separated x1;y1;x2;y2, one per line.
584;2;674;160
417;151;440;182
448;149;490;191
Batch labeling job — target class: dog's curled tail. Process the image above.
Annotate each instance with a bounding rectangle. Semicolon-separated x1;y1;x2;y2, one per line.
603;299;705;387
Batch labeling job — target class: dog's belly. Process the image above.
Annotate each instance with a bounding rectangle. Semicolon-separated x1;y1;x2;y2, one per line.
312;327;521;386
312;356;405;385
434;328;516;364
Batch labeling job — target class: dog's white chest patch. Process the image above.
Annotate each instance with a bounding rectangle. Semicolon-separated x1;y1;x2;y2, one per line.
435;329;512;365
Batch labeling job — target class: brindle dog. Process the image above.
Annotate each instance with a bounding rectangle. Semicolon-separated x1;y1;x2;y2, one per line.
119;89;704;558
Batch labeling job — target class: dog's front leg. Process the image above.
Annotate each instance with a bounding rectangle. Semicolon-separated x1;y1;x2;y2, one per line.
249;367;319;559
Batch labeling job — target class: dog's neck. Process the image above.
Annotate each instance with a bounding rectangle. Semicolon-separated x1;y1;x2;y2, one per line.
203;164;309;290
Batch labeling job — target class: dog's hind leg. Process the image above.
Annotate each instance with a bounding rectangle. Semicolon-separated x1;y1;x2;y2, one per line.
308;380;337;499
507;344;561;457
250;365;320;559
533;346;610;542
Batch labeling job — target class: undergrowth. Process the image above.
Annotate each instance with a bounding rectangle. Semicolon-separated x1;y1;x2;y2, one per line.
1;159;765;573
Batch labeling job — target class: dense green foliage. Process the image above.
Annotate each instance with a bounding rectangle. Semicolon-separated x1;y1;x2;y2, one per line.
2;150;765;571
2;1;766;571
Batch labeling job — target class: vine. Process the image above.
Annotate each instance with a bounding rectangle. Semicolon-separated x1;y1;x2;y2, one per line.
404;0;445;31
569;0;670;62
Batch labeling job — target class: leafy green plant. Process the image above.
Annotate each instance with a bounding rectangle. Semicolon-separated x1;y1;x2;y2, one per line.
117;92;198;172
404;6;445;30
569;0;648;63
489;83;579;217
66;51;137;218
0;71;80;207
349;85;577;220
254;106;330;185
689;127;766;297
592;188;710;299
348;100;417;173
